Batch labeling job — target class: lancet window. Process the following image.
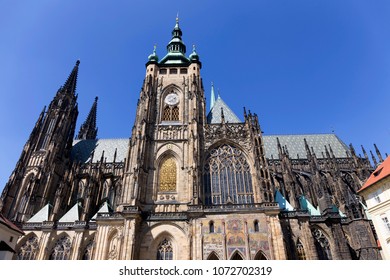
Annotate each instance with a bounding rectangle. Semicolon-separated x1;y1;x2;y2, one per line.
203;144;254;205
159;156;177;192
296;239;306;260
156;239;173;260
82;240;94;260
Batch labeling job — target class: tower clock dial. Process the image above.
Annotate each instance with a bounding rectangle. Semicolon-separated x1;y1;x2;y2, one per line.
164;93;179;105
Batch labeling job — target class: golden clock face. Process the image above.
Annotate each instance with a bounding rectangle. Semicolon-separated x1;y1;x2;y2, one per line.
164;93;179;105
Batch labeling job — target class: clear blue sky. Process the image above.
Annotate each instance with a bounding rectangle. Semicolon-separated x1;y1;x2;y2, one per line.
1;1;390;191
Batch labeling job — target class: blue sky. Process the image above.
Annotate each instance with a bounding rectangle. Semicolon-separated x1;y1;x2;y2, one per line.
1;1;390;191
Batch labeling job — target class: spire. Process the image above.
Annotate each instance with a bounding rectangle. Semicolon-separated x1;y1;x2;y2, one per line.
62;60;80;94
220;107;225;124
210;82;216;109
370;150;378;166
167;16;186;54
361;145;369;161
76;96;98;140
374;144;383;162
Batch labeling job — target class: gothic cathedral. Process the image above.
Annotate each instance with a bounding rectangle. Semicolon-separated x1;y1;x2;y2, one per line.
0;18;382;260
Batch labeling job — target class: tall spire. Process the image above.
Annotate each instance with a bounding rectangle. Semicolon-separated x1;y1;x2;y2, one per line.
210;82;216;109
76;96;98;140
62;60;80;94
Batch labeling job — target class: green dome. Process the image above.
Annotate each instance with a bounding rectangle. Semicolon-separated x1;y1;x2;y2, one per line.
189;45;199;61
148;46;159;62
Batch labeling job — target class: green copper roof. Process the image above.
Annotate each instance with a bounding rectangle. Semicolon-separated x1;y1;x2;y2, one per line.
275;190;294;211
210;83;216;109
299;195;320;215
159;17;189;66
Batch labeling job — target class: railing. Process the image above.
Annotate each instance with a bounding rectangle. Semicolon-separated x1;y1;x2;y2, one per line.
187;202;279;213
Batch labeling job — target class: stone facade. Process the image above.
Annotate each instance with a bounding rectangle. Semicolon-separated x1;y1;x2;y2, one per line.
0;19;382;260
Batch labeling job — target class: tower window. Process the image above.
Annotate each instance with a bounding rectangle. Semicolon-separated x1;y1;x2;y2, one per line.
160;69;167;74
180;68;187;74
162;106;179;121
170;68;178;74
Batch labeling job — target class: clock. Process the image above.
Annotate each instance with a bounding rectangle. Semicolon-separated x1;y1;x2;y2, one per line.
164;93;179;105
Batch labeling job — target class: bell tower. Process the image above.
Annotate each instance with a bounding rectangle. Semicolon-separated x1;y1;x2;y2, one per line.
120;17;205;212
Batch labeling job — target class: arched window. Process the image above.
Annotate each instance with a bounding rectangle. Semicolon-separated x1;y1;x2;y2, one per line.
17;236;39;260
312;228;332;260
82;240;94;260
162;106;180;121
171;106;179;121
209;221;215;233
163;106;171;121
254;220;259;232
157;239;173;260
159;157;177;192
203;144;254;205
49;236;71;260
296;239;306;260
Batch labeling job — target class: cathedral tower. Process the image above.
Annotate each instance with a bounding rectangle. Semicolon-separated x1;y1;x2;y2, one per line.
0;61;80;222
121;17;206;210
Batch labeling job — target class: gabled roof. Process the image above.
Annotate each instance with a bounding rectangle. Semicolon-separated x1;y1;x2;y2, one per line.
0;213;24;235
27;204;51;223
59;203;81;223
274;190;294;211
207;95;241;124
262;134;350;159
91;201;110;220
359;156;390;193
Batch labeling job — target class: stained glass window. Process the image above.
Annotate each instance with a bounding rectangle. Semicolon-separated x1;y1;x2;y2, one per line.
203;144;254;205
157;239;173;260
17;236;39;260
49;236;71;260
159;157;177;192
